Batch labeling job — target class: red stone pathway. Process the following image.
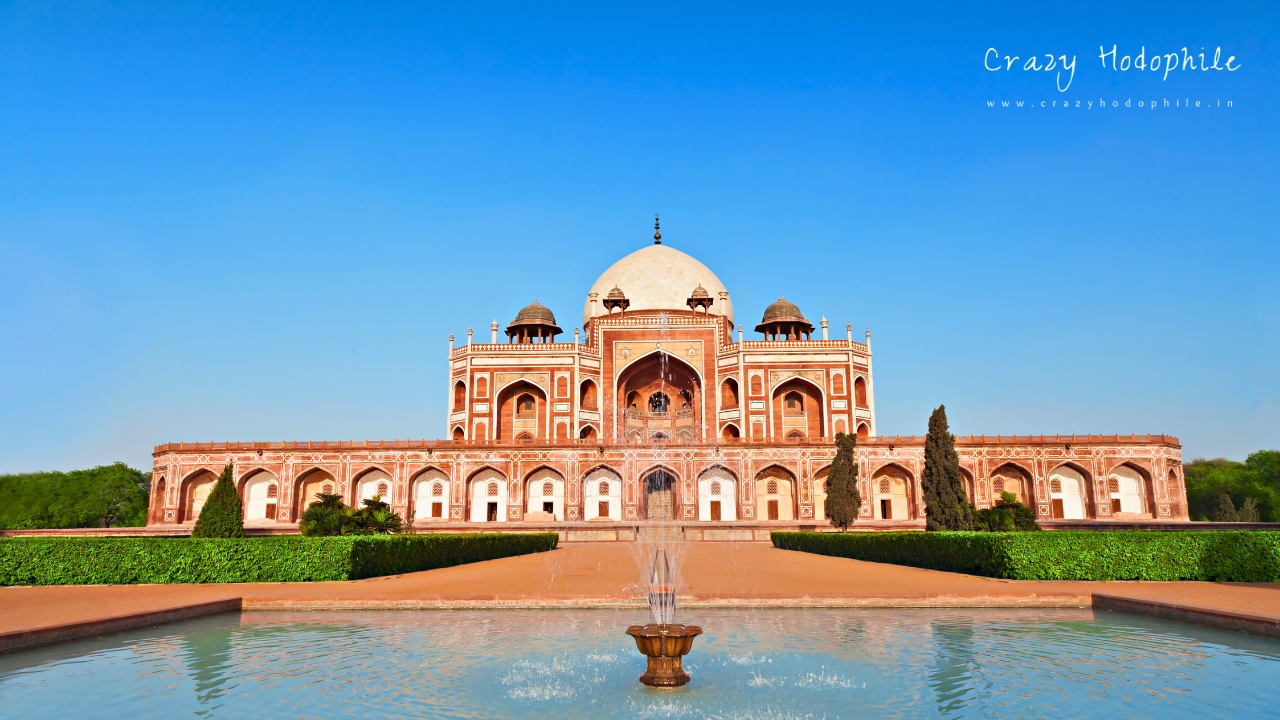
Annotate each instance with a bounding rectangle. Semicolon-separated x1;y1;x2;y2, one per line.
3;544;1279;648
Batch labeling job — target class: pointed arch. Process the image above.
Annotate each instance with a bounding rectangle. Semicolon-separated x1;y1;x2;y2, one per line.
871;462;915;520
698;465;738;521
293;466;339;519
770;375;826;439
988;462;1033;505
755;464;797;521
466;465;509;522
410;466;451;522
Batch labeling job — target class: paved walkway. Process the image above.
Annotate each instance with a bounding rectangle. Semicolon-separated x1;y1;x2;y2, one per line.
3;544;1279;649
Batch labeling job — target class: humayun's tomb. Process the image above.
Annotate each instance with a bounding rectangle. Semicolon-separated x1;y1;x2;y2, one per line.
146;222;1189;537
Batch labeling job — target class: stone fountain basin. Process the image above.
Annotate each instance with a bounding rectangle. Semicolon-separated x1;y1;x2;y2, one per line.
625;623;703;687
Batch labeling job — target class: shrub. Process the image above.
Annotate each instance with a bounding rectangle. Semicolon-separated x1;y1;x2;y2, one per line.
772;530;1280;582
0;533;558;586
972;492;1040;532
191;464;244;538
298;493;404;536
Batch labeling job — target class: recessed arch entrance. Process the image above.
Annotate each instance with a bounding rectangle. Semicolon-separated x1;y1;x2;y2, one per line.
989;463;1032;505
616;351;703;444
525;467;565;521
698;467;737;521
584;467;622;520
180;469;218;523
772;377;824;439
241;470;280;522
642;467;678;520
872;464;914;520
412;468;450;521
1048;464;1088;519
755;466;796;521
468;468;508;522
294;468;337;519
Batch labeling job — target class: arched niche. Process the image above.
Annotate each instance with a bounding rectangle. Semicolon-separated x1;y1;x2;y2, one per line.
698;467;737;522
772;377;824;439
180;469;218;523
525;467;565;521
242;470;280;522
989;463;1032;505
412;468;450;521
496;380;546;442
616;352;703;444
468;468;508;522
583;467;622;521
354;468;394;507
755;466;796;521
872;464;914;520
1048;464;1088;519
294;468;337;518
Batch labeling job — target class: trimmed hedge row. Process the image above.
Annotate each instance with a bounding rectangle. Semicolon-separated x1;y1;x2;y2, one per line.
0;533;558;586
772;530;1280;582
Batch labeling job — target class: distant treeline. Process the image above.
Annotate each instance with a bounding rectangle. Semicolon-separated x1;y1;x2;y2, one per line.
0;463;151;530
1186;450;1280;522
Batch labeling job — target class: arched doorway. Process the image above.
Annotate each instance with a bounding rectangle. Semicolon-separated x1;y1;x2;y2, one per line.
181;469;218;523
1108;465;1150;516
355;468;394;507
242;470;280;522
616;352;702;443
643;469;677;520
525;468;565;521
1048;465;1088;519
813;467;830;522
295;468;337;518
772;378;824;439
872;465;913;520
412;469;450;521
469;469;508;522
584;468;622;520
990;464;1032;505
755;466;796;521
698;467;737;521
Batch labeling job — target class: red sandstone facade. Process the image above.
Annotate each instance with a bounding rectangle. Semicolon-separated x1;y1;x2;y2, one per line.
146;235;1188;532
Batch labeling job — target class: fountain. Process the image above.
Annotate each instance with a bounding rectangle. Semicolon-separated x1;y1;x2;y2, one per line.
625;548;702;687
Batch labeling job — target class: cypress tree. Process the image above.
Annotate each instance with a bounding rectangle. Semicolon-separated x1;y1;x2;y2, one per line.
191;463;245;538
825;432;862;531
1212;493;1239;522
921;404;972;531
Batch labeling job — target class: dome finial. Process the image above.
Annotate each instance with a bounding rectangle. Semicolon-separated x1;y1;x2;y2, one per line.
654;214;662;244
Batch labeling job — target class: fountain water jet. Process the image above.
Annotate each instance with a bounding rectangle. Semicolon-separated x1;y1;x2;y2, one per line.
626;548;702;687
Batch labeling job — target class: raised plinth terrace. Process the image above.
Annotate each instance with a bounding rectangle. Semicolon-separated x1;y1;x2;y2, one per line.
145;236;1189;531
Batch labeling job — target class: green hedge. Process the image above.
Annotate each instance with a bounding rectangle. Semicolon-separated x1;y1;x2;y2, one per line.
0;533;558;586
772;530;1280;582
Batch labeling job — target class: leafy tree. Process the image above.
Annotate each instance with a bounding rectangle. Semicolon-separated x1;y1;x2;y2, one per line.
920;405;972;531
824;432;862;531
0;463;150;529
1212;493;1239;522
1185;450;1280;521
191;464;245;538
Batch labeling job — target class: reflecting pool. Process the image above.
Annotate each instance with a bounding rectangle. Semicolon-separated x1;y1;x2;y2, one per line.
2;609;1279;718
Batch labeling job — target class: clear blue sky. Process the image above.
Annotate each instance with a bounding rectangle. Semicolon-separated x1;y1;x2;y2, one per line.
1;1;1276;473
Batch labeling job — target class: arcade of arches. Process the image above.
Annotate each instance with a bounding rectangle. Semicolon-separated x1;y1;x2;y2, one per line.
147;238;1186;528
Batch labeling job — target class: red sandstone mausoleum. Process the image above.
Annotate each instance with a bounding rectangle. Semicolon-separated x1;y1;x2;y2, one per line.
147;223;1188;537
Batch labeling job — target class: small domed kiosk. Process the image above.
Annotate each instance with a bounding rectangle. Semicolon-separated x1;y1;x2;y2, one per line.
755;296;814;341
506;300;562;343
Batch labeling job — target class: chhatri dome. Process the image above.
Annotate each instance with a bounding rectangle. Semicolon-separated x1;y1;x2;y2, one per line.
583;218;734;327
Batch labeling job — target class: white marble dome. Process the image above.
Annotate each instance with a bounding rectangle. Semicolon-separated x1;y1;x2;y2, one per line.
583;244;734;327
